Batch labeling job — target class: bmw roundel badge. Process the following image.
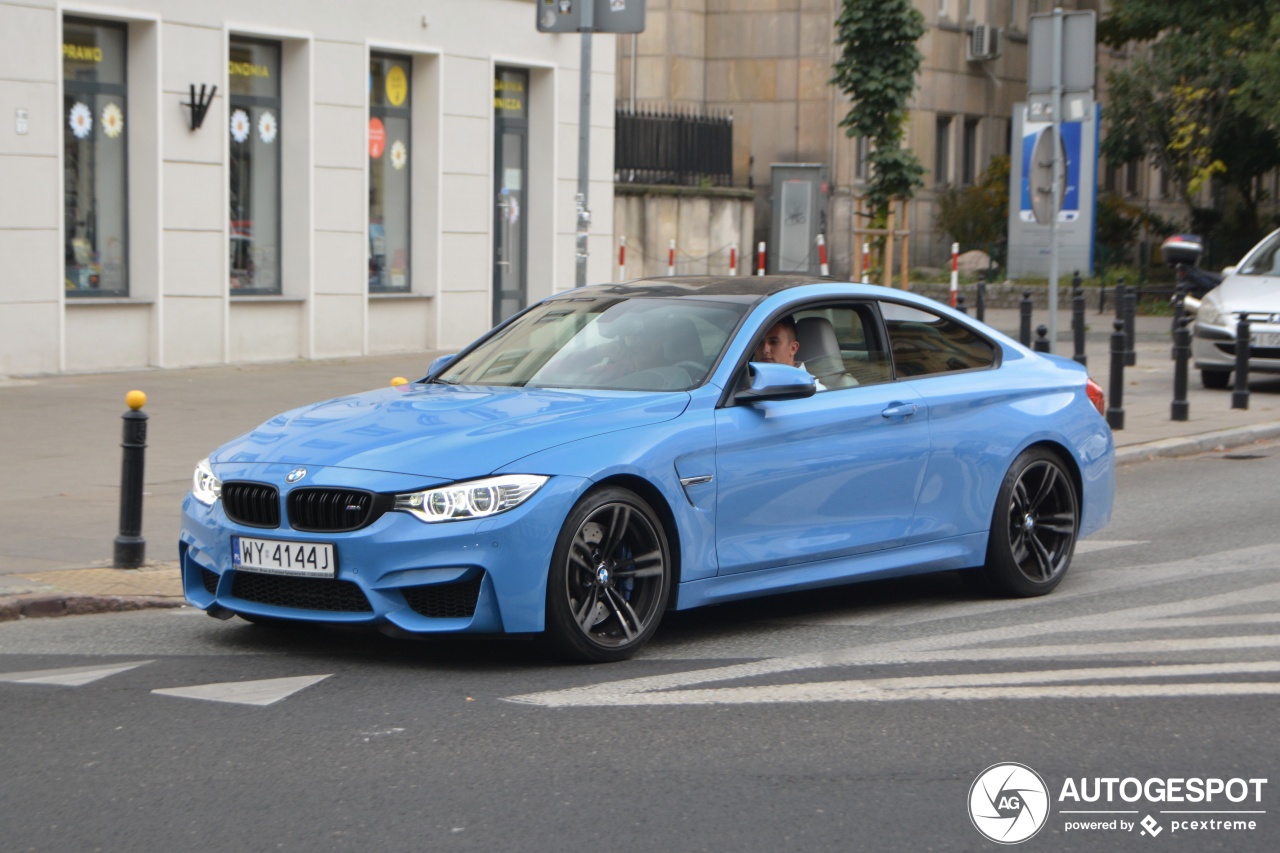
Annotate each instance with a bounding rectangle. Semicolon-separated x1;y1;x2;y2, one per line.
285;467;307;484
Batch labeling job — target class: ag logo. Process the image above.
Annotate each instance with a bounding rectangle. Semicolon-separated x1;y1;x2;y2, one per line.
969;763;1050;844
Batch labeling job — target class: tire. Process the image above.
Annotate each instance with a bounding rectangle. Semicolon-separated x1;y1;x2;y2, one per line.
543;487;672;663
977;448;1079;597
1201;368;1231;389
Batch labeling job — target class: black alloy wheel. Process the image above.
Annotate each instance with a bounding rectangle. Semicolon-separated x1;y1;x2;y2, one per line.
977;448;1079;597
545;487;671;662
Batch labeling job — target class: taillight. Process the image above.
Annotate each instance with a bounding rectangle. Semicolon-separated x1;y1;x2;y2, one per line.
1086;378;1105;415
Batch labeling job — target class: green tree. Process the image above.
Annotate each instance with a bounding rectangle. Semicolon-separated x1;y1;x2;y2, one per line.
830;0;926;218
935;154;1009;252
1101;0;1280;238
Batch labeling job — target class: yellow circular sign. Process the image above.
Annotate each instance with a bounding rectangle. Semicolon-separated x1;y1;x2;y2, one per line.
385;66;407;107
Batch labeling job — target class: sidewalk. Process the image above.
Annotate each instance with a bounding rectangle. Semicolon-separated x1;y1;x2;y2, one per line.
2;307;1278;620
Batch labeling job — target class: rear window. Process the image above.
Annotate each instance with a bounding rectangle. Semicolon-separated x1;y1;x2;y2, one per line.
879;302;996;377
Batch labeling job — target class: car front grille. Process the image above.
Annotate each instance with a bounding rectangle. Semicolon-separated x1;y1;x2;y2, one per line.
401;576;484;619
287;488;388;532
201;568;219;594
1215;342;1280;360
222;482;281;528
231;572;373;613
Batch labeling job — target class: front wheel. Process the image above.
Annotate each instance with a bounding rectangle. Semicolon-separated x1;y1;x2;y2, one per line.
976;448;1079;597
544;487;671;663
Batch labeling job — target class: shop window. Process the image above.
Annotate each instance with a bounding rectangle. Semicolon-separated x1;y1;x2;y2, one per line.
369;53;412;293
228;37;282;294
63;17;128;296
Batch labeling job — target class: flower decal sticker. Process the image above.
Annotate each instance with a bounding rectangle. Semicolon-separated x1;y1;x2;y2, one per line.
69;102;93;139
258;110;278;144
390;139;407;171
101;103;124;139
230;109;251;144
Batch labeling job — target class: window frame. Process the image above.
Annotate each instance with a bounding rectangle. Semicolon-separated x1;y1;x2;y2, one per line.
62;15;130;298
368;51;413;294
227;34;283;295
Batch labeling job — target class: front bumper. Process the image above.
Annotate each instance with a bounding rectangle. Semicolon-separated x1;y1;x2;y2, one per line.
1193;322;1280;374
179;474;587;635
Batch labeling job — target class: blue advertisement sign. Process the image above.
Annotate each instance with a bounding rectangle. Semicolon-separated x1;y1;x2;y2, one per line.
1018;119;1082;223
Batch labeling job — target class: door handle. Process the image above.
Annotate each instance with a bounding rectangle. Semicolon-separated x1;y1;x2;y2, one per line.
881;403;918;419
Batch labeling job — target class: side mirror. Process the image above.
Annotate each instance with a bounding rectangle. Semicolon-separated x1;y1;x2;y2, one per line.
427;353;456;377
1222;266;1238;276
733;362;817;404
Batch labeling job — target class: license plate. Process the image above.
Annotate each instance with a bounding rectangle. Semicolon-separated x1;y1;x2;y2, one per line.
233;536;336;579
1255;332;1280;347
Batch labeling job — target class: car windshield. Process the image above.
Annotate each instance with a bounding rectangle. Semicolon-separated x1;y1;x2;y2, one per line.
436;296;747;391
1237;230;1280;276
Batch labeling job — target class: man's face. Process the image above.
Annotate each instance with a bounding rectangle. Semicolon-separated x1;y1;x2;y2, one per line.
756;322;799;366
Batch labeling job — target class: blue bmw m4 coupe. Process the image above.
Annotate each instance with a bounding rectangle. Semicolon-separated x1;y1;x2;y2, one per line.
181;277;1114;661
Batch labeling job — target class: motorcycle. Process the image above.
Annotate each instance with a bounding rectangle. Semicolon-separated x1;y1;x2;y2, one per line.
1162;234;1222;313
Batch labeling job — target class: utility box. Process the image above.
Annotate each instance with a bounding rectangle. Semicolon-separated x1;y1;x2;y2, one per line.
769;164;828;274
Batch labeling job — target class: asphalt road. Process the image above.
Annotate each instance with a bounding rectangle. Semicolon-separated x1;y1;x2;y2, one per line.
2;442;1279;852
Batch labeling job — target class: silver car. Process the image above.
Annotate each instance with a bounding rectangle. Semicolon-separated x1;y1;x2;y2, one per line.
1192;228;1280;388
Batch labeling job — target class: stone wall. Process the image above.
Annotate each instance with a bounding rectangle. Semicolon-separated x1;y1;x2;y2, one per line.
909;282;1086;310
613;185;756;280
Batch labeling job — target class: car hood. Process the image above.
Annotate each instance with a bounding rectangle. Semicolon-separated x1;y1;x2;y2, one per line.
1208;274;1280;316
210;383;690;480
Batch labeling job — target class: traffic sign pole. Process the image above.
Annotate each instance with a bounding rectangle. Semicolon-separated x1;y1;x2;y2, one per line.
1047;8;1063;354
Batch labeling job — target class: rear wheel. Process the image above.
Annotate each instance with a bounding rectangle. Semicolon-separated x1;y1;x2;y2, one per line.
977;448;1079;597
1201;368;1231;389
544;487;671;663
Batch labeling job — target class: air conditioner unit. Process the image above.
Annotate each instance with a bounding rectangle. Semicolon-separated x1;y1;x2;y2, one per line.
967;24;1003;62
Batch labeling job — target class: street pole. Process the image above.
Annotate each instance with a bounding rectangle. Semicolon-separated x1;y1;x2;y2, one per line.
1047;7;1063;354
575;5;594;289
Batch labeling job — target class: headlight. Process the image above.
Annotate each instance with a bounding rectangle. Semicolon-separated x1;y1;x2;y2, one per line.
1197;300;1224;327
192;458;222;506
393;475;548;523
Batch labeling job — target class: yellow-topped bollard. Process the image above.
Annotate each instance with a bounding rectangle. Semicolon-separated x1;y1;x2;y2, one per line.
115;389;149;568
390;376;409;387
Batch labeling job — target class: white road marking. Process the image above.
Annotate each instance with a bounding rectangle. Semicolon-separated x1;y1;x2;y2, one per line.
0;660;153;686
151;674;331;706
1074;539;1148;554
507;546;1280;707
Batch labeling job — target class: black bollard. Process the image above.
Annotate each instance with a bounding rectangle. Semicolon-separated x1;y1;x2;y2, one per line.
976;280;986;322
1171;277;1187;360
1123;284;1138;367
1107;319;1125;430
1232;313;1251;410
1034;324;1050;353
114;390;148;568
1114;277;1126;323
1171;314;1191;421
1071;277;1087;367
957;293;968;315
1019;290;1033;346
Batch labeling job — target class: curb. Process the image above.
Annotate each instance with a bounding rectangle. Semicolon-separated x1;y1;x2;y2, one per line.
1115;422;1280;465
0;594;186;623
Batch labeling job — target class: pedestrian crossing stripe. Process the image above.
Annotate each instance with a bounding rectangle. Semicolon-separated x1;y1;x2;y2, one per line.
151;674;331;706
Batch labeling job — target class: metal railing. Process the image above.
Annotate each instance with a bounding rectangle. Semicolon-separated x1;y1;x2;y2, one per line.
615;106;733;187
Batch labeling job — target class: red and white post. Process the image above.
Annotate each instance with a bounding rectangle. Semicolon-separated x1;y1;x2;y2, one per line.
617;236;626;282
817;234;829;276
728;242;738;276
949;242;960;307
757;241;766;276
668;239;676;277
860;242;870;284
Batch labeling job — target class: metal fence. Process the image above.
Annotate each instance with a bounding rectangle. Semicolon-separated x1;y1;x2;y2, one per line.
614;107;733;187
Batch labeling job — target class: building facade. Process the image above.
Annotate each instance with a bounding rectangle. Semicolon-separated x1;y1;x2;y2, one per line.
1;0;616;376
615;0;1103;275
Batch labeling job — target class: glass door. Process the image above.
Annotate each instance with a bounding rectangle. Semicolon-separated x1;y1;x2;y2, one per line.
493;67;529;325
